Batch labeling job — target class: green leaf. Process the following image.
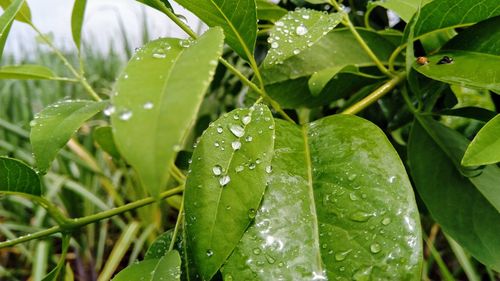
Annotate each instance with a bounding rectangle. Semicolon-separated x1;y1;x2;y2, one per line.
30;100;108;173
145;230;174;260
112;251;181;281
173;0;256;61
70;0;86;51
413;51;500;93
463;114;500;166
368;0;431;23
136;0;173;14
409;116;500;271
0;0;24;60
403;0;500;42
93;126;121;159
265;8;342;65
184;104;275;280
111;28;223;197
0;156;42;196
0;64;56;80
224;115;422;280
444;16;500;55
0;0;31;24
42;235;71;281
256;0;287;22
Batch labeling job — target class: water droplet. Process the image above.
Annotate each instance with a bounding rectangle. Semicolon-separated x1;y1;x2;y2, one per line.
302;14;310;19
245;136;253;142
216;126;223;134
214;141;220;147
212;165;222;176
268;124;275;130
206;249;214;257
293;49;300;55
104;106;115;116
231;141;241;150
350;211;372;222
242;115;251;125
123;74;129;79
353;267;372;280
370;243;381;254
252;248;261;255
152;52;167;59
249;163;256;170
255;158;262;164
265;254;276;264
29;120;37;127
233;114;239;120
388;176;396;183
179;39;191;48
229;125;245;138
248;208;256;219
143;102;154;110
271;42;279;49
265;165;272;173
219;175;231;186
295;24;308;36
119;110;133;121
382;217;392;225
235;165;244;173
275;21;284;27
334;249;352;261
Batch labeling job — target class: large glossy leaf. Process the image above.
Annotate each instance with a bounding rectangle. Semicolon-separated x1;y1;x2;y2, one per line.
462;114;500;166
409;116;500;271
224;115;422;280
403;0;500;42
0;0;24;59
265;8;342;65
0;65;56;80
0;156;42;196
111;28;223;197
70;0;86;51
174;0;256;61
256;0;286;22
184;104;275;280
443;16;500;55
368;0;431;22
0;0;31;23
112;251;181;281
30;100;108;173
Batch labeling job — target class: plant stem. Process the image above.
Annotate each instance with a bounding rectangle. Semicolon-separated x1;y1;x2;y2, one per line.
169;198;184;251
329;1;393;77
342;71;406;115
0;186;184;249
28;23;101;102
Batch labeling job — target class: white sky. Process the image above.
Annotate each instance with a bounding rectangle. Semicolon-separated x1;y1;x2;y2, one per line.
4;0;203;57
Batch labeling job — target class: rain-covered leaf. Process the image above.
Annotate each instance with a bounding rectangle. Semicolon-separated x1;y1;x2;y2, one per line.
145;230;175;260
462;114;500;166
224;115;422;280
413;51;500;93
174;0;256;61
112;251;181;281
403;0;500;42
0;0;24;59
42;235;71;281
265;8;342;65
0;65;56;80
409;116;500;271
443;16;500;55
184;104;275;280
30;100;108;173
111;28;223;197
368;0;431;23
93;126;120;159
0;156;42;196
70;0;86;51
0;0;31;23
256;0;287;22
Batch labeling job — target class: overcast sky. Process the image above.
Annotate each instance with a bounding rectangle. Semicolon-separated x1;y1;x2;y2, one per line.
4;0;203;57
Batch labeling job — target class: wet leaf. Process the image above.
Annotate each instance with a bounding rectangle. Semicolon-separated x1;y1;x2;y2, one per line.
409;116;500;271
30;100;107;173
184;104;275;280
0;65;56;80
70;0;86;51
224;115;422;280
0;156;42;196
463;114;500;166
111;28;223;197
112;251;181;281
174;0;256;61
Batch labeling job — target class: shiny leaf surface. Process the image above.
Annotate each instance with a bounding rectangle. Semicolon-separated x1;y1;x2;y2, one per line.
0;65;56;80
0;156;41;196
224;115;422;280
112;251;181;281
111;28;223;197
463;114;500;166
184;104;275;280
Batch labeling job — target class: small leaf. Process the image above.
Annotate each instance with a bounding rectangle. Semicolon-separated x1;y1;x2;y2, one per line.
111;28;223;197
265;8;342;65
0;64;57;80
30;100;108;173
368;0;431;23
184;104;275;280
224;115;422;280
413;51;500;93
112;251;181;281
256;0;287;22
409;116;500;271
174;0;257;60
93;126;120;159
0;0;31;24
42;235;71;281
70;0;86;51
0;0;24;59
463;114;500;166
0;156;42;196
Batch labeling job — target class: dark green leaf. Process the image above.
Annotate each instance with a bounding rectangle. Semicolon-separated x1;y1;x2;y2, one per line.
173;0;256;60
184;104;275;280
256;0;287;22
71;0;86;51
111;28;223;197
112;251;181;281
0;156;42;196
413;51;500;93
93;126;120;159
463;114;500;166
0;0;24;60
444;16;500;55
438;107;497;122
145;230;174;260
224;115;422;280
409;116;500;271
42;235;71;281
0;65;56;80
30;100;108;173
0;0;31;24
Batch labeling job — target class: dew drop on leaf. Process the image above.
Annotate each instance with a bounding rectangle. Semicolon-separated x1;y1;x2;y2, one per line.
143;102;154;110
119;110;133;121
248;208;256;219
212;165;222;176
370;243;381;254
382;217;392;225
231;141;241;150
219;175;231;186
229;124;245;137
265;165;272;173
252;248;261;255
295;24;308;36
242;115;251;125
206;249;214;257
350;211;372;222
245;135;253;142
235;165;244;173
271;42;279;49
103;105;115;116
216;126;223;134
334;249;352;261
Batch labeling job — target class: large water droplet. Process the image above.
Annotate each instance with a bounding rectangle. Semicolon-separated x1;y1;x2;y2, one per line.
219;175;231;186
252;248;261;255
295;24;308;36
388;175;396;183
265;165;272;173
216;126;223;134
179;39;192;48
381;217;392;225
350;211;372;222
229;125;245;138
231;141;241;150
212;165;222;176
242;115;251;125
370;243;381;254
334;249;352;261
293;49;300;55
